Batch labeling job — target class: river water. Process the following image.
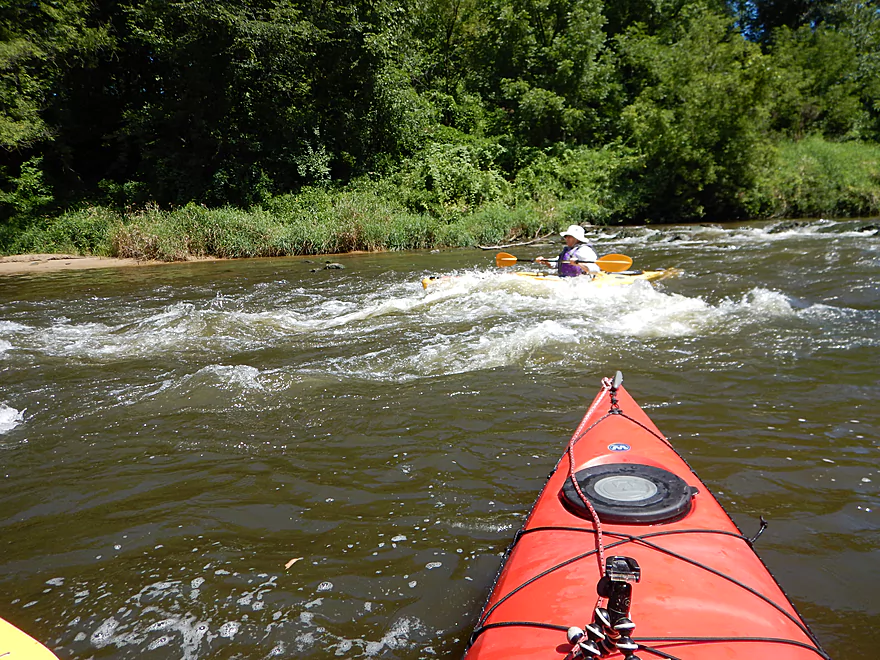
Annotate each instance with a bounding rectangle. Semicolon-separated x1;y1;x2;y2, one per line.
0;219;877;659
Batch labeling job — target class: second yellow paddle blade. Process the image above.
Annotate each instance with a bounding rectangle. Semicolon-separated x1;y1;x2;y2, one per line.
595;253;633;272
495;252;518;267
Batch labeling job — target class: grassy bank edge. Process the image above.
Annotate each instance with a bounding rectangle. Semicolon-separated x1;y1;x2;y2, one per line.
1;200;566;261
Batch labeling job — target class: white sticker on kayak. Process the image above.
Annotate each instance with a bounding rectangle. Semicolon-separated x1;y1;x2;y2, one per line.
608;443;631;452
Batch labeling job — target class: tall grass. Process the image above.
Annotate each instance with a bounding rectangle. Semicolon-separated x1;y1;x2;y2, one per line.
8;195;563;261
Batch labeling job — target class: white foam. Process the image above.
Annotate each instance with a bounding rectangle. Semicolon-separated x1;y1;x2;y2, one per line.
728;288;798;318
410;319;579;376
8;282;438;361
145;618;175;632
588;219;878;251
321;279;821;380
0;320;29;333
601;227;662;244
364;616;423;656
18;303;216;359
218;621;240;638
0;404;23;434
90;617;119;648
197;365;264;390
598;292;710;338
448;520;516;533
599;287;799;338
146;635;171;650
85;274;849;390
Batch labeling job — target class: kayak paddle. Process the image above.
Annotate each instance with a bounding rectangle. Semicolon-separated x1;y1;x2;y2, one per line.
495;251;633;273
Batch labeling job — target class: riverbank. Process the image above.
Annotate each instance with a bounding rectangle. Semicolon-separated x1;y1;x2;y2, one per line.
0;253;220;276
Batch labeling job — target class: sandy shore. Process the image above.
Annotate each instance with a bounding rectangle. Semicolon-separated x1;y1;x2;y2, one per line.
0;253;215;276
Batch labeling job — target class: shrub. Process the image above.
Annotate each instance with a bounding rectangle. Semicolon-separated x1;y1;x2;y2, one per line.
514;145;641;224
749;137;880;217
7;207;119;255
397;141;510;216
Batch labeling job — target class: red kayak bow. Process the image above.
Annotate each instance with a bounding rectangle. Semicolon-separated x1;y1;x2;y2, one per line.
465;372;829;660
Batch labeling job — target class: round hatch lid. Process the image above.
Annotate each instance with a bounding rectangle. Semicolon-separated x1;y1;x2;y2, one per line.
561;463;697;524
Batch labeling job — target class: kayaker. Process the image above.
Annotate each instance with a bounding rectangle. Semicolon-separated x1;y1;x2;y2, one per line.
535;225;598;277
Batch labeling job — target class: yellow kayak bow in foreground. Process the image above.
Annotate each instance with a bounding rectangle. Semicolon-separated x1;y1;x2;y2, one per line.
1;617;60;659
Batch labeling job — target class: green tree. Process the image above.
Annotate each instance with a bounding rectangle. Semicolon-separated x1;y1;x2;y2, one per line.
464;0;614;149
65;0;434;207
617;8;774;219
2;0;879;235
606;0;728;37
1;1;109;150
827;0;880;139
0;1;111;222
0;156;53;232
768;26;863;139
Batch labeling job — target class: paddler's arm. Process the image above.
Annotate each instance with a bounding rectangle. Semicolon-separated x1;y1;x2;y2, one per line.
570;260;599;275
534;256;556;269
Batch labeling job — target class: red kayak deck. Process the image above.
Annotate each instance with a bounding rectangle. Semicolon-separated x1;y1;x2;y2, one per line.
465;377;829;660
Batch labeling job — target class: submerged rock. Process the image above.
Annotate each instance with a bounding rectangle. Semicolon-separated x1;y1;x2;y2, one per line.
766;220;808;234
324;262;345;270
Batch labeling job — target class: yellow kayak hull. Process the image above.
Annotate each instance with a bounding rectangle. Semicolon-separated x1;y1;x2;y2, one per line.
422;269;676;290
0;618;59;659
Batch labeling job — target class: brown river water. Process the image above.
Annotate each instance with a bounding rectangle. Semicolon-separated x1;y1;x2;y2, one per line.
0;219;877;659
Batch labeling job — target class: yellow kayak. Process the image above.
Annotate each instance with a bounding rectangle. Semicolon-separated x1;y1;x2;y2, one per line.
422;269;677;290
0;617;59;659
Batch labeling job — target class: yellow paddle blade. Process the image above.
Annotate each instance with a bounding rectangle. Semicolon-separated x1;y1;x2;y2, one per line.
496;252;518;267
595;253;633;273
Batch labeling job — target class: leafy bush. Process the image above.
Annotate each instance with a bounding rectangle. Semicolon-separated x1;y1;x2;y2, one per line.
768;27;865;140
514;145;641;223
6;133;880;261
6;206;118;255
0;157;54;237
749;137;880;217
397;142;510;216
438;204;556;247
103;187;556;260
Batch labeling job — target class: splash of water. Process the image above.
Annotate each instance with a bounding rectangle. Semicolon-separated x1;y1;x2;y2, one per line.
0;403;24;434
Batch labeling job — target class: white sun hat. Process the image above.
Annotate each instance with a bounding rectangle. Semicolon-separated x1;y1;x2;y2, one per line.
560;224;588;243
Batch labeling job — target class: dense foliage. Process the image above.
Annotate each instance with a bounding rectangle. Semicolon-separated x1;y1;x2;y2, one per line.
2;0;879;255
